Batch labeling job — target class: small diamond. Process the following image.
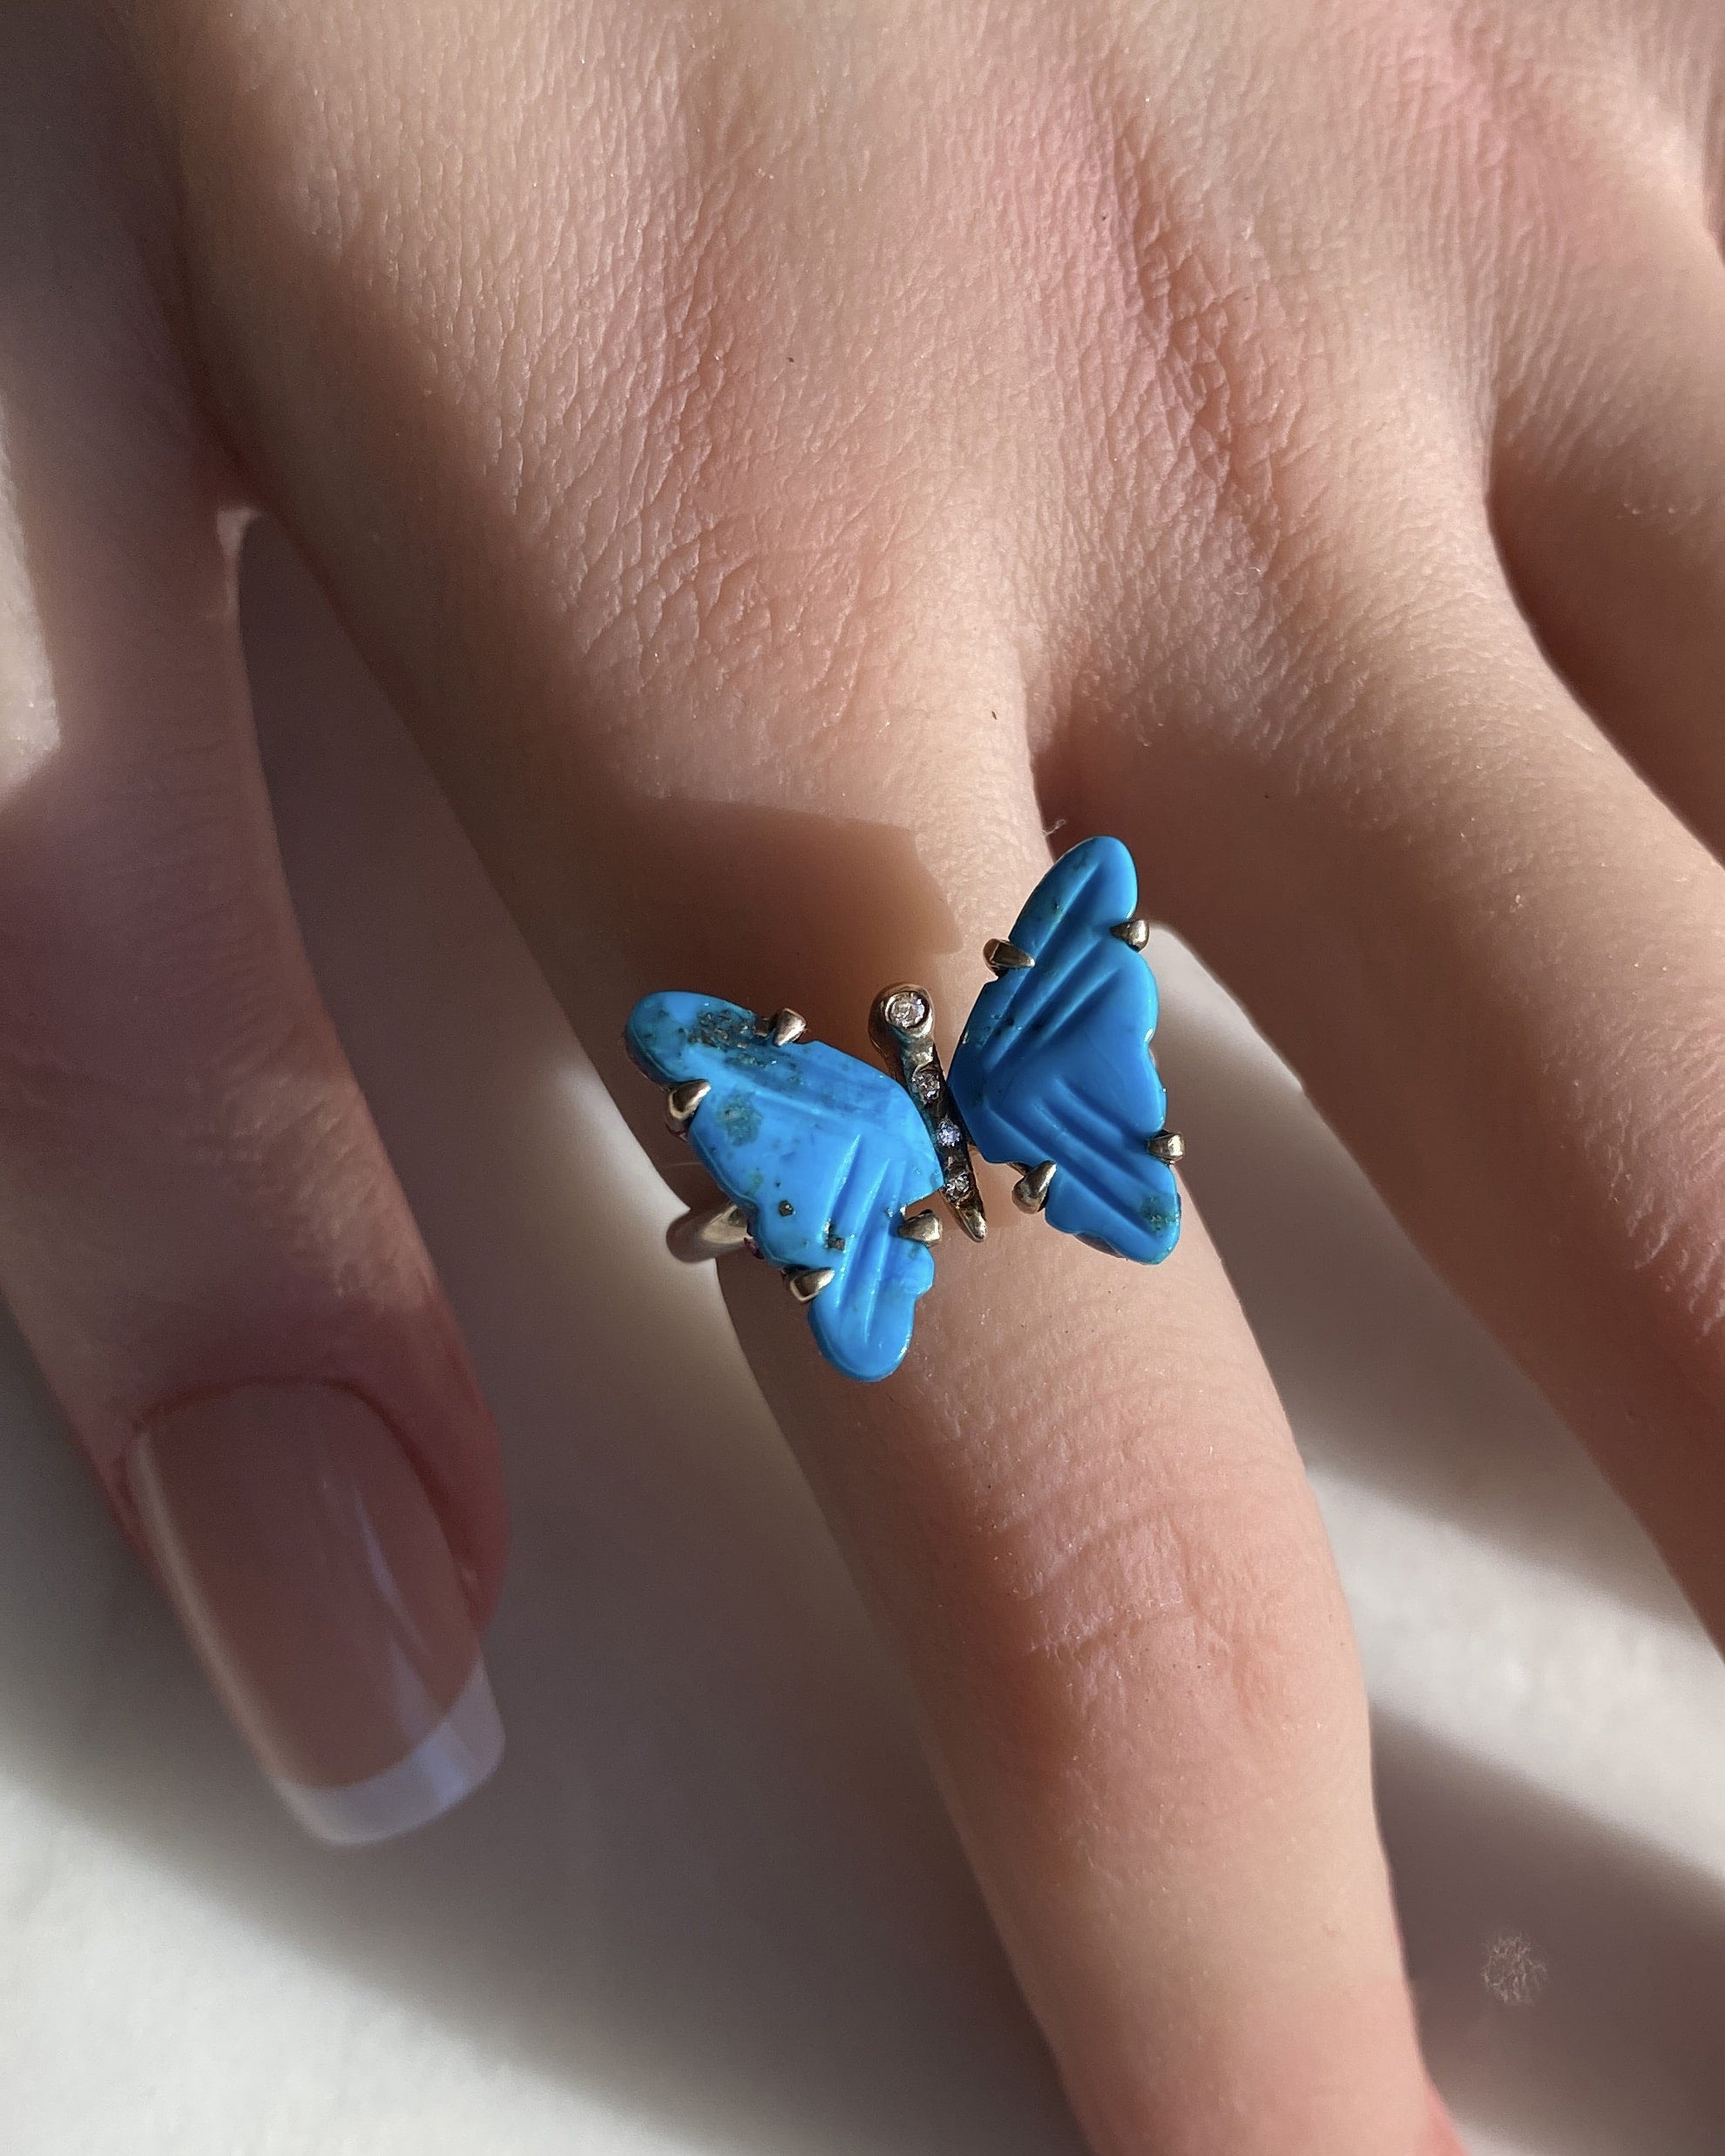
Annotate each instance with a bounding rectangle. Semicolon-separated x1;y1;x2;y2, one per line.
883;990;928;1031
944;1172;971;1200
935;1119;964;1149
910;1067;941;1102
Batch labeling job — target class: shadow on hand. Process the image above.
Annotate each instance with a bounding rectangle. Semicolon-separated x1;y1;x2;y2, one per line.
1155;950;1698;1630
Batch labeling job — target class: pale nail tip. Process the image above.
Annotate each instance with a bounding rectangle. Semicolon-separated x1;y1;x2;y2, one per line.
273;1659;504;1848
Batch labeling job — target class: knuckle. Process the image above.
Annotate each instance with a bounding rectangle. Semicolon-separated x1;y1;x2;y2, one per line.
954;1434;1345;1811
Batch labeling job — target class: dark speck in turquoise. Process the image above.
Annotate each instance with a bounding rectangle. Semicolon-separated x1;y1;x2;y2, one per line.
693;1003;781;1071
717;1094;762;1145
624;989;944;1379
693;1004;755;1050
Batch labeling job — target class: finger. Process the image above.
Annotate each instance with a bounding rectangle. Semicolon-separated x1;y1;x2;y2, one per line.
1098;438;1725;1661
0;159;505;1839
636;817;1433;2154
1489;188;1725;843
458;412;1447;2133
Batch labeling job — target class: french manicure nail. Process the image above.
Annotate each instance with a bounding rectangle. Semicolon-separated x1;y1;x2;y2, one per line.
127;1381;502;1844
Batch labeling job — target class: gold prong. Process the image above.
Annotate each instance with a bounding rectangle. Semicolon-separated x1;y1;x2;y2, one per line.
1012;1159;1057;1213
664;1078;710;1132
984;937;1035;974
764;1008;806;1046
1147;1130;1185;1166
1113;915;1149;950
896;1208;942;1244
666;1200;750;1262
785;1266;835;1303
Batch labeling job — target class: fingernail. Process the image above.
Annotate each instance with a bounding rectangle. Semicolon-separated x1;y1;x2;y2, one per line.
127;1381;502;1844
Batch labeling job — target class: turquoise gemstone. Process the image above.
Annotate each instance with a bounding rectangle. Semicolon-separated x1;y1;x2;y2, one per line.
947;836;1180;1263
626;993;944;1381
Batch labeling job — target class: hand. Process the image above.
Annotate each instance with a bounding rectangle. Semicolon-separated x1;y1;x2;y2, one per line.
6;0;1722;2146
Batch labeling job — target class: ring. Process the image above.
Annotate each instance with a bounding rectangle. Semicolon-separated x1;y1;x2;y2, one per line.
626;835;1182;1381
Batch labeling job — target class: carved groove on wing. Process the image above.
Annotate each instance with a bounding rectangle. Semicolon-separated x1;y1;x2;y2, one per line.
626;992;942;1379
1039;1073;1177;1258
947;837;1180;1265
809;1140;910;1379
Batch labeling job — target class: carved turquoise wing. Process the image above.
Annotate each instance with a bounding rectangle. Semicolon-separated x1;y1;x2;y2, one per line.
626;993;944;1381
946;836;1180;1262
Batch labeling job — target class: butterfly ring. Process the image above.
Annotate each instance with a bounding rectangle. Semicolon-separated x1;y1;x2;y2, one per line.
626;835;1183;1382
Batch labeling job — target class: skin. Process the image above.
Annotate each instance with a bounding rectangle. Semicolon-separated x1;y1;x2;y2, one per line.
3;0;1723;2146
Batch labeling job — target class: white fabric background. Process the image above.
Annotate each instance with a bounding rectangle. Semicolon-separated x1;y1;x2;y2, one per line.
0;523;1720;2154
